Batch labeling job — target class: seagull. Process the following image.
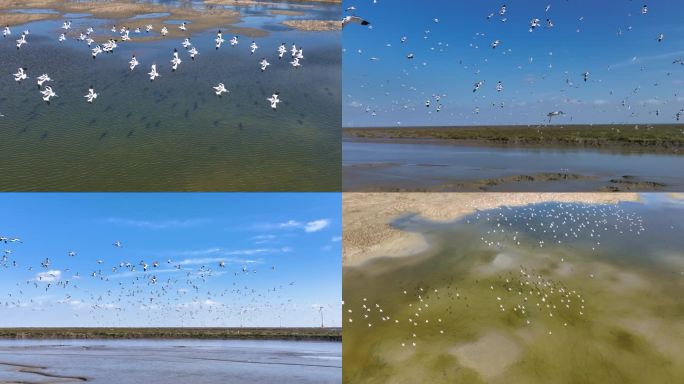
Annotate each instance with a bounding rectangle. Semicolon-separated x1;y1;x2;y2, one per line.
259;58;270;72
188;47;199;60
277;43;287;58
13;68;28;83
171;48;182;71
148;64;160;81
215;30;224;49
342;15;370;28
129;55;139;70
250;41;258;54
213;83;228;96
267;92;281;110
40;86;57;103
36;74;52;87
84;86;98;103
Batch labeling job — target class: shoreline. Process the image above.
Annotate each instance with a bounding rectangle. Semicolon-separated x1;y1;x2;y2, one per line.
343;125;684;155
0;328;342;342
342;193;641;267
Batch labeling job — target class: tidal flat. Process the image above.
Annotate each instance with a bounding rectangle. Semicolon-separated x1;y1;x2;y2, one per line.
343;194;684;383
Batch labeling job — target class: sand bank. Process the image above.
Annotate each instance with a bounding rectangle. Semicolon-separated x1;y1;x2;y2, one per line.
282;19;341;31
342;193;640;266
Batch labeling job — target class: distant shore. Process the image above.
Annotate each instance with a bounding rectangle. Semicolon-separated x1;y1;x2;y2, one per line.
344;125;684;154
0;327;342;341
342;193;640;266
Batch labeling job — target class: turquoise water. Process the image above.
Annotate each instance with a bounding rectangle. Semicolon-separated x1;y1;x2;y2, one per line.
0;4;340;191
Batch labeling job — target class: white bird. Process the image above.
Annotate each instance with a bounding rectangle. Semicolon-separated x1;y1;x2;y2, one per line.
40;86;57;103
36;74;51;87
496;81;503;92
161;26;168;36
473;80;484;92
129;55;139;71
145;24;153;32
16;33;27;49
58;33;66;42
215;30;224;49
267;93;281;110
278;43;287;58
170;48;182;71
62;21;71;30
148;64;160;81
179;22;187;31
290;43;297;57
68;251;76;257
213;83;228;96
113;241;122;248
290;57;301;68
259;58;270;72
491;39;501;49
657;33;664;42
84;86;98;103
230;35;239;46
188;47;199;60
547;110;565;123
182;38;192;48
2;25;10;37
91;45;102;59
250;41;258;54
529;18;541;32
583;71;590;82
342;15;370;28
641;5;648;14
13;68;28;83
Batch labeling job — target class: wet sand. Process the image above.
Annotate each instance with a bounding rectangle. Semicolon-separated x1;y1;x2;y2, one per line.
283;20;341;31
342;193;640;266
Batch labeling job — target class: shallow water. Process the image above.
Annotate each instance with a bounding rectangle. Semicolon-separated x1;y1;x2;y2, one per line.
343;140;684;191
0;339;341;383
343;195;684;383
0;4;340;191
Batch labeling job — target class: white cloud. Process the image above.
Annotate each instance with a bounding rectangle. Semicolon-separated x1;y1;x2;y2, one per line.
305;219;331;233
348;101;363;108
278;220;302;228
35;270;61;283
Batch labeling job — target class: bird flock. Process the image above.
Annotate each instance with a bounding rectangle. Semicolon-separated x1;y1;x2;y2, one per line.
0;235;317;326
343;2;684;125
3;17;312;112
344;202;648;348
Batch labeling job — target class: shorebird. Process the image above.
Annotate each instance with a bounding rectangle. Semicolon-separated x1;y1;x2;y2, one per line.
547;110;565;123
129;55;139;71
58;33;66;42
16;33;27;49
148;64;160;81
36;74;52;87
259;58;270;72
182;38;192;48
250;41;258;54
189;47;199;60
213;83;228;96
40;86;57;103
473;80;484;92
160;26;168;36
62;21;71;30
84;86;98;103
2;25;10;37
230;35;239;46
278;43;287;58
13;68;28;83
267;93;281;110
113;240;122;248
179;22;187;31
170;49;182;71
215;30;224;49
290;57;301;68
92;45;102;59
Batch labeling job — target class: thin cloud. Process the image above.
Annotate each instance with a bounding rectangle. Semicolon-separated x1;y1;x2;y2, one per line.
103;217;211;230
255;218;331;233
35;270;61;283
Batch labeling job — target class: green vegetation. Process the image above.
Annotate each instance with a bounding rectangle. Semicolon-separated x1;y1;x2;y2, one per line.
344;125;684;152
0;327;341;341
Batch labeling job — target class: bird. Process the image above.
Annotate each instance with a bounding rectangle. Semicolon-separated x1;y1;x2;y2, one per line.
170;49;182;71
188;47;199;60
277;43;287;59
129;55;139;71
267;93;281;110
84;86;98;103
62;21;71;30
40;86;57;103
473;81;484;92
2;25;10;37
342;15;370;28
213;83;228;96
113;241;122;248
547;110;565;123
160;26;168;36
215;30;224;49
13;68;28;83
259;59;270;72
16;33;27;49
230;36;239;46
36;74;52;87
179;22;187;31
148;64;160;81
250;41;258;54
182;38;192;49
290;57;301;68
58;33;66;42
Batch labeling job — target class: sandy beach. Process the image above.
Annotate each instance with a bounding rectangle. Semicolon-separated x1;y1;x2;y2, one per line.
342;193;640;266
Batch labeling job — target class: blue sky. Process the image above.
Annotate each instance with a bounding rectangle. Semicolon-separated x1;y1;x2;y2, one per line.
343;0;684;127
0;193;341;327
